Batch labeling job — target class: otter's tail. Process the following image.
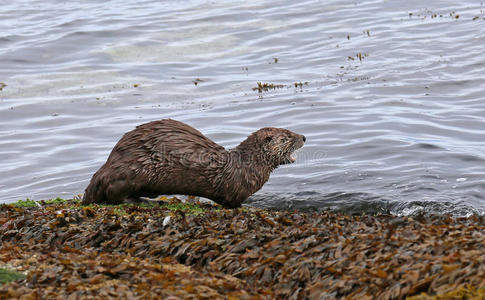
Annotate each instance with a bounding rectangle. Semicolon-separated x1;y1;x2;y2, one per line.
81;178;105;205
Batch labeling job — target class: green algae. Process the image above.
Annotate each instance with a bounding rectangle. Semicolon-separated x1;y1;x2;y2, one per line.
0;268;25;285
11;196;210;216
14;197;73;207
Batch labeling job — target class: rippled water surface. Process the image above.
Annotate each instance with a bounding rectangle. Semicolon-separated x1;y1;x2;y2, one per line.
1;0;484;215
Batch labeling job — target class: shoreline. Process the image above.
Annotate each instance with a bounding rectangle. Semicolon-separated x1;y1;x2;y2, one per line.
1;199;484;299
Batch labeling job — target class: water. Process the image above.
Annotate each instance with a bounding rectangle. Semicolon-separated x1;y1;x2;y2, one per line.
1;0;484;216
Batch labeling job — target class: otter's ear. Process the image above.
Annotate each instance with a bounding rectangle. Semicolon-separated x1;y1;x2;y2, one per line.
265;136;272;142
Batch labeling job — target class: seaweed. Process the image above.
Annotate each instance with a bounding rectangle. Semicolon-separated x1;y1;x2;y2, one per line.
0;200;483;299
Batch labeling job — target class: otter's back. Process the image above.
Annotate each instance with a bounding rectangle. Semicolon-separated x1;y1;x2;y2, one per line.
105;119;227;199
116;119;225;161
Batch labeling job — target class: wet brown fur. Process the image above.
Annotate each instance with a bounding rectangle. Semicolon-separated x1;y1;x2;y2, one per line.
82;119;305;208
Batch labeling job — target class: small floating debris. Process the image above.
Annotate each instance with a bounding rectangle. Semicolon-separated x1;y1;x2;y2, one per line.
294;81;309;88
356;52;368;62
456;177;467;182
193;78;203;86
408;9;464;20
268;58;279;64
0;82;6;91
252;81;309;94
347;52;369;62
252;82;285;93
348;76;370;82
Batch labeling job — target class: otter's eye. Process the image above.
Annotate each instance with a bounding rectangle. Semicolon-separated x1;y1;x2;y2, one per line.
266;136;272;142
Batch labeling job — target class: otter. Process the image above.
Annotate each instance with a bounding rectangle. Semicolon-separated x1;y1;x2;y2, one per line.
82;119;305;208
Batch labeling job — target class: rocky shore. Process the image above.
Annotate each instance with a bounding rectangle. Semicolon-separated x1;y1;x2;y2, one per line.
0;199;484;299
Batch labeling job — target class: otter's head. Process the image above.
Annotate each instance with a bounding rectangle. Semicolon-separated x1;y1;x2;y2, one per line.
236;127;306;168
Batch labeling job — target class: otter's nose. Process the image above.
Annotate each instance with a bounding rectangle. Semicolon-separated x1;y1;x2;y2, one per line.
302;135;306;142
